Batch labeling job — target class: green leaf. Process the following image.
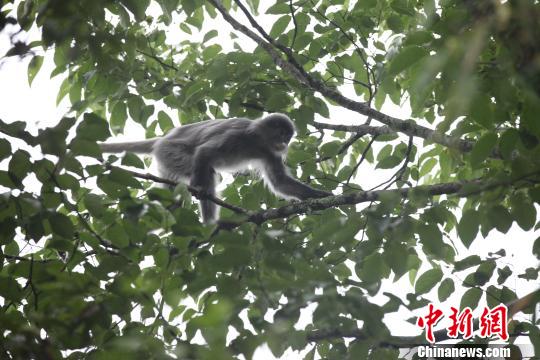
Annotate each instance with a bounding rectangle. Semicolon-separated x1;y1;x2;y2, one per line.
56;77;70;105
332;263;352;281
454;255;482;272
391;0;415;16
203;29;218;43
155;111;173;134
521;93;540;136
27;55;43;86
487;205;512;234
419;158;437;177
8;150;32;185
0;276;23;302
0;138;11;162
497;266;512;284
534;236;540;260
269;15;290;38
376;155;402;169
213;246;251;269
171;208;202;236
510;195;536;231
121;152;145;169
473;260;496;286
469;94;493;128
404;31;433;45
415;268;443;295
179;22;192;34
70;139;101;158
48;213;74;239
376;144;392;161
128;96;153;125
110;102;127;133
108;167;142;188
106;223;130;247
438;278;455;302
76;113;110;141
525;323;540;356
266;2;289;14
417;223;445;258
159;0;179;20
356;252;390;284
0;171;17;188
457;209;479;248
469;133;497;167
499;129;519;160
460;287;482;310
55;174;80;190
120;0;150;21
0;218;17;245
182;0;197;16
153;247;169;268
388;46;429;76
384;241;408;279
84;193;105;218
386;15;404;33
319;141;341;158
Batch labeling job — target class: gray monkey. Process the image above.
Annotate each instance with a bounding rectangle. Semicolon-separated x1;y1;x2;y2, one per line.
100;113;331;223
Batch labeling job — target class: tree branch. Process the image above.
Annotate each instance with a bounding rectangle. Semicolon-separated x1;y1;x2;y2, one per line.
113;166;249;216
113;168;540;230
208;0;484;155
314;121;396;137
3;254;53;263
244;170;540;226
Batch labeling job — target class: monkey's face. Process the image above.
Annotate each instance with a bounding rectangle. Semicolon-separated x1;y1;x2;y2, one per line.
258;113;295;154
269;127;293;153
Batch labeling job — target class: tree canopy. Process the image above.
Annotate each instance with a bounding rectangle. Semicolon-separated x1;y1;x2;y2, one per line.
1;0;539;358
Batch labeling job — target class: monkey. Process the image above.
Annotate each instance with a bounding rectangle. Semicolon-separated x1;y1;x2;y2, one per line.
100;113;332;223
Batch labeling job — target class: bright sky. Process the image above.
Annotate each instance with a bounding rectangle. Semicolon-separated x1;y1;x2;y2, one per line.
0;3;538;359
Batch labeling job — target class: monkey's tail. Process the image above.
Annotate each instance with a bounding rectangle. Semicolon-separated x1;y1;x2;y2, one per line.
100;139;157;154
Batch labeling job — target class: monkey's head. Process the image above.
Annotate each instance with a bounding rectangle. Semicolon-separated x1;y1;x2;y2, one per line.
258;113;295;154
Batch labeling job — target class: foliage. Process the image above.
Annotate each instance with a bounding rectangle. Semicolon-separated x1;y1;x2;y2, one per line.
1;0;540;358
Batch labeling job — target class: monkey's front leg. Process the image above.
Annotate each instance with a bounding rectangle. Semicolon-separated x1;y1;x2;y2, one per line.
279;176;332;200
264;156;332;200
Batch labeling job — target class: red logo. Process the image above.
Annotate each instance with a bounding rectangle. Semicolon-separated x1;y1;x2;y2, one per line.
479;305;509;341
416;303;509;343
416;303;444;343
447;306;473;339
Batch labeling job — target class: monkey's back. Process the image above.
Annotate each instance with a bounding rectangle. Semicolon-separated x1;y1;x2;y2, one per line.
162;118;252;144
152;118;263;182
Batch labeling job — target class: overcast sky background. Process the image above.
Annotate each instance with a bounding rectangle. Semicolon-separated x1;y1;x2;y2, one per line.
0;2;538;359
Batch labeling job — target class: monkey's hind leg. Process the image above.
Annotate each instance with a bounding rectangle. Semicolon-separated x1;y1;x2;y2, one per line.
198;173;219;224
190;157;219;224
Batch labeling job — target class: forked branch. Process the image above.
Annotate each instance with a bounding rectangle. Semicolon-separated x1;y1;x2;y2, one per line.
208;0;485;155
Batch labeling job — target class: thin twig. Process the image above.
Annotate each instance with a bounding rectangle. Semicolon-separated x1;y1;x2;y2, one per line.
309;0;374;99
367;135;414;191
346;135;378;184
289;0;298;48
136;49;178;71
